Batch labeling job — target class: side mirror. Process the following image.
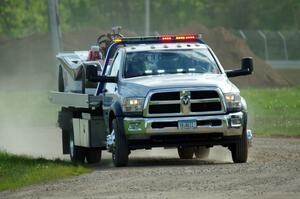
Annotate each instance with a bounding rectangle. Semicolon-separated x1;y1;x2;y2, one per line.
226;57;254;78
85;65;117;83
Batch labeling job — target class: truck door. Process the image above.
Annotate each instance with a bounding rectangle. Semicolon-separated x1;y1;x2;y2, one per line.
102;51;122;129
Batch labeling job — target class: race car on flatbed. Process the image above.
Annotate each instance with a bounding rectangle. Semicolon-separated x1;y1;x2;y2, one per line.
49;33;253;166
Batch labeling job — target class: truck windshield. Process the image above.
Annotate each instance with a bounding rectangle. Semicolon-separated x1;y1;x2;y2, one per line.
124;48;221;78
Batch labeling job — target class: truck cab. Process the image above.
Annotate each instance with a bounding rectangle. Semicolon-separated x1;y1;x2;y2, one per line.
50;34;253;166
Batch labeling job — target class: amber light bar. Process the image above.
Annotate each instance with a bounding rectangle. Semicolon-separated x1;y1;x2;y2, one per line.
175;35;197;40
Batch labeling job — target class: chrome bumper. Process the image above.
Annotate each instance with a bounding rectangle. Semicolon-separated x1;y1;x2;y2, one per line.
124;112;244;139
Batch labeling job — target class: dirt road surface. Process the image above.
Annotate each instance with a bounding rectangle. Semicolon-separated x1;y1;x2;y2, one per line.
0;129;300;199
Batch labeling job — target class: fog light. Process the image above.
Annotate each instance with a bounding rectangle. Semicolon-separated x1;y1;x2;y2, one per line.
230;116;241;127
128;122;142;131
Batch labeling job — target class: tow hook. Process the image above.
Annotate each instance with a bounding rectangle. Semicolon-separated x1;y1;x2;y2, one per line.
247;129;253;147
106;130;115;152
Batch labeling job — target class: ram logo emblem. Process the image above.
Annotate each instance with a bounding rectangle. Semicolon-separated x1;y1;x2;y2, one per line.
181;94;190;106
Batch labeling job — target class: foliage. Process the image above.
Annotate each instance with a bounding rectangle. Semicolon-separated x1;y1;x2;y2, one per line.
0;0;300;38
0;152;91;191
0;0;48;37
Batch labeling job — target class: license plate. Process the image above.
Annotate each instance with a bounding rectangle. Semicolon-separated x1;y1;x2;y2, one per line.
178;120;197;130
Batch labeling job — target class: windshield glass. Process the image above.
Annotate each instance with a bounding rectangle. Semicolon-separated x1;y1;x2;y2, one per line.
124;48;221;78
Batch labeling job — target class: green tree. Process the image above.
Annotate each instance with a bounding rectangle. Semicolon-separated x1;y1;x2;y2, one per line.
0;0;48;37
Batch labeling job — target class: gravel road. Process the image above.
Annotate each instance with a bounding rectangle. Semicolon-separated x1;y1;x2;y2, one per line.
1;137;300;199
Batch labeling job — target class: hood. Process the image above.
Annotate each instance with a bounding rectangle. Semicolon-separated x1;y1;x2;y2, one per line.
118;73;239;97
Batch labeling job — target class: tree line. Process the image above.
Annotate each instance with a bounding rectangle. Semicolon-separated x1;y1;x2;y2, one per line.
0;0;299;38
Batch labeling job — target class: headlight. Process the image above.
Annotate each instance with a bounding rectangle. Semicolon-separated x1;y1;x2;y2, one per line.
122;97;145;113
224;93;241;112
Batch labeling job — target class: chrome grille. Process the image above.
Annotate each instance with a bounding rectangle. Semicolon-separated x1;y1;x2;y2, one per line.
144;88;225;117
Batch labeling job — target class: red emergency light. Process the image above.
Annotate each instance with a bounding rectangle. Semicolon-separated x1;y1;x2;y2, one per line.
160;36;173;41
160;34;198;42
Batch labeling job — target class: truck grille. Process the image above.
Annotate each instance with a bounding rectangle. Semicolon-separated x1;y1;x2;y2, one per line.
146;88;225;117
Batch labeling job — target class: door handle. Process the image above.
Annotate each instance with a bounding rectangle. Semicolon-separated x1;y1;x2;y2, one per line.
102;89;108;93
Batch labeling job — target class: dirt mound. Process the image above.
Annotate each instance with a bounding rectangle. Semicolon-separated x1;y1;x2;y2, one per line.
178;24;290;87
0;26;289;90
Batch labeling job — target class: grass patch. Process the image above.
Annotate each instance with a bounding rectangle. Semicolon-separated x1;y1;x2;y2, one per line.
241;86;300;137
0;152;91;191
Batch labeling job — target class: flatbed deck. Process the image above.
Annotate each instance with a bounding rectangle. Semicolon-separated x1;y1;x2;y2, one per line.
49;91;102;108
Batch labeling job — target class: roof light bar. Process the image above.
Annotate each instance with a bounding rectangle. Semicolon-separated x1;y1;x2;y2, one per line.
112;34;203;44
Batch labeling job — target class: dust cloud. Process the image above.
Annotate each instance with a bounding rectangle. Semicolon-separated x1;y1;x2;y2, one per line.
0;74;63;159
0;34;63;158
0;75;64;159
0;93;63;159
0;127;64;159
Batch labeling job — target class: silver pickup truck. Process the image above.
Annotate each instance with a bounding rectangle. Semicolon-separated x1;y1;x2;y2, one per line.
49;34;253;166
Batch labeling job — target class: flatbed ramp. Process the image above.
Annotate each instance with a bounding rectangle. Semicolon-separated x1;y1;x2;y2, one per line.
49;91;102;108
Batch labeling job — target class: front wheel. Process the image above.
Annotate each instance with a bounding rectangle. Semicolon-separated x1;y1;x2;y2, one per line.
112;119;129;167
230;112;248;163
230;131;248;163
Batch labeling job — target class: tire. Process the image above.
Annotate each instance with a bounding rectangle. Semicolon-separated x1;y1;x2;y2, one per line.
194;147;210;159
230;112;248;163
86;148;102;164
112;119;129;167
69;130;86;164
58;65;65;92
177;146;194;159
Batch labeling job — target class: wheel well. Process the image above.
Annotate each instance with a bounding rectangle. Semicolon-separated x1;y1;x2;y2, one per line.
109;111;116;132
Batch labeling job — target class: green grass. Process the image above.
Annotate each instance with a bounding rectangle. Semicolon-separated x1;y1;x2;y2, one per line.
0;152;91;191
241;86;300;137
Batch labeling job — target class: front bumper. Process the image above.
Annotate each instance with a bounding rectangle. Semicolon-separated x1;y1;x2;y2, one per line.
124;112;244;140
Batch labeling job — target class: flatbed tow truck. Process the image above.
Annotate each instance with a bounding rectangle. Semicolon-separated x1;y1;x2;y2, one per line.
49;34;253;166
